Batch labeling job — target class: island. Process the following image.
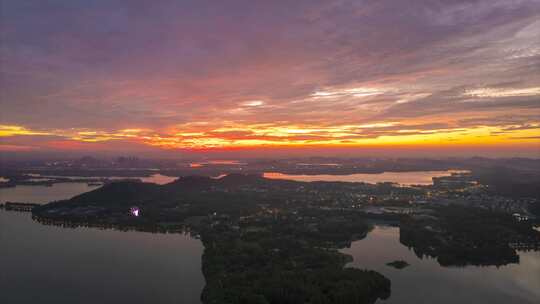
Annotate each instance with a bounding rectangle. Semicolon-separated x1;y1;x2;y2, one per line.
32;174;392;304
386;260;409;269
400;206;540;266
30;173;540;303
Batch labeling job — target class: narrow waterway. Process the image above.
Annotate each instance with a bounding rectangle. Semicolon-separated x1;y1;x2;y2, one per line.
341;225;540;304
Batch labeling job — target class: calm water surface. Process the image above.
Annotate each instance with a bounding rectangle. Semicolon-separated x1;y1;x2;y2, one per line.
341;225;540;304
264;170;466;185
2;181;538;304
0;210;204;304
140;173;178;184
0;183;100;204
0;174;178;204
19;173;177;184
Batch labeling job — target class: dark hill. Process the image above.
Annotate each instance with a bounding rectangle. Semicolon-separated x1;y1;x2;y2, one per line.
165;175;217;191
69;181;161;205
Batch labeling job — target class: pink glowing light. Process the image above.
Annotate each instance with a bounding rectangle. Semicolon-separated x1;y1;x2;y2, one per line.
130;207;140;217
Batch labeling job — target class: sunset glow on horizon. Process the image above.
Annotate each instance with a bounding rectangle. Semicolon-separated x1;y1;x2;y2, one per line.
1;1;539;157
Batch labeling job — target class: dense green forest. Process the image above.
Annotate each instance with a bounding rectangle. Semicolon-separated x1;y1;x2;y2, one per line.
400;206;540;266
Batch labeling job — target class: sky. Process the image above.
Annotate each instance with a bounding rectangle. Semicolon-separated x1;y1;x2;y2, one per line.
1;0;539;158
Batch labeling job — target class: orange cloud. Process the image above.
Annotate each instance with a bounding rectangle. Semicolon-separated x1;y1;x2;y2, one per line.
4;122;537;152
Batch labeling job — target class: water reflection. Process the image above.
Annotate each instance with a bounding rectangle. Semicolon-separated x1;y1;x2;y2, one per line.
0;183;99;204
0;210;204;304
189;160;246;168
19;173;177;185
341;225;540;303
0;174;178;205
139;173;178;185
264;170;466;186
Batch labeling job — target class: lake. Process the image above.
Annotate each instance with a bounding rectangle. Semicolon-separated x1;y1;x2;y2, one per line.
264;170;466;185
1;180;538;304
0;210;204;304
0;174;178;205
341;225;540;304
1;179;204;304
140;173;178;184
18;173;177;184
0;183;100;204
